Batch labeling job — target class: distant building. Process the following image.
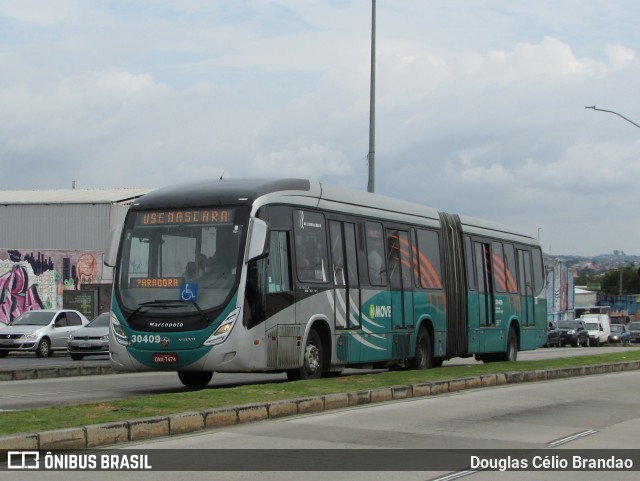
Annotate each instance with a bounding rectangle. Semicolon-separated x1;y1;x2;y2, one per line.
0;187;151;323
574;287;598;308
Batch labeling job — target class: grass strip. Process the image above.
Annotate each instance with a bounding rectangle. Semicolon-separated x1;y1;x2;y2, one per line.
1;350;639;436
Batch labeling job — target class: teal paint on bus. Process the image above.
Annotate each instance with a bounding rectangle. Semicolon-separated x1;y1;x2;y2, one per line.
111;294;238;370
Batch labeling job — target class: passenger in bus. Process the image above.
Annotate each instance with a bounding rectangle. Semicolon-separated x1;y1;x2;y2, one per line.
368;249;384;284
298;243;326;281
200;253;234;287
183;254;208;279
184;261;197;278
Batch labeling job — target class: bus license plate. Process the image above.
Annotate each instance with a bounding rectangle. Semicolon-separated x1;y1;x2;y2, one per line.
153;353;178;364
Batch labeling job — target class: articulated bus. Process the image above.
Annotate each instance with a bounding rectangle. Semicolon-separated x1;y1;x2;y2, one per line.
106;179;547;387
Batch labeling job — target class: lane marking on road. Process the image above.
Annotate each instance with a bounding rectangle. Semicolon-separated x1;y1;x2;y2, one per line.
547;429;598;448
428;469;479;481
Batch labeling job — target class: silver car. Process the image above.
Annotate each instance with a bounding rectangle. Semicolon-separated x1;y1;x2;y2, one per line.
0;309;90;358
67;312;110;360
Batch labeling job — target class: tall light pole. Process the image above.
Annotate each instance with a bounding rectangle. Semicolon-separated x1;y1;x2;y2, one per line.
585;106;640;130
367;0;376;193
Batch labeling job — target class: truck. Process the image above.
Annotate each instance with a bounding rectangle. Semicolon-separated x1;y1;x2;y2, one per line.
580;313;611;347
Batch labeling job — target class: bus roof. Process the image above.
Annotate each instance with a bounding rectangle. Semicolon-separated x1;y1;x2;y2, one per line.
131;178;312;209
131;178;537;244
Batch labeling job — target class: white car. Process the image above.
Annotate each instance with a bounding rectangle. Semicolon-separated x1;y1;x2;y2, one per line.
0;309;90;358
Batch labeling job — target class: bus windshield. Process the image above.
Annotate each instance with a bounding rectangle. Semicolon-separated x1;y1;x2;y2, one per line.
116;206;246;315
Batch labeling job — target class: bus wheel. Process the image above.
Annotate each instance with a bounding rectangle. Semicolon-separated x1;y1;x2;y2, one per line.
287;329;323;381
177;371;213;388
410;328;432;370
503;327;518;362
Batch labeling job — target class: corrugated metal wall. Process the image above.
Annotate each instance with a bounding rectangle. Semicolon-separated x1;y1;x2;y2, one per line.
0;204;118;251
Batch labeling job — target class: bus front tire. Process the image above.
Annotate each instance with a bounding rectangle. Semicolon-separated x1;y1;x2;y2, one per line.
287;329;323;381
177;371;213;388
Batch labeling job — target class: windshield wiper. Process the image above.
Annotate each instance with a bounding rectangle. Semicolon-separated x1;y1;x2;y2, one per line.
174;299;210;324
127;300;187;323
127;299;209;324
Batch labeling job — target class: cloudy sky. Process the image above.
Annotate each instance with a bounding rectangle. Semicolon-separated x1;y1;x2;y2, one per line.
1;1;639;256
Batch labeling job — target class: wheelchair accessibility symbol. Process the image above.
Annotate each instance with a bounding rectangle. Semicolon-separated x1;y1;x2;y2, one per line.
180;282;199;301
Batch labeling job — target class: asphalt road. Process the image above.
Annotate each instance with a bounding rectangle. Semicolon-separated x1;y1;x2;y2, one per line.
0;346;636;411
6;369;639;481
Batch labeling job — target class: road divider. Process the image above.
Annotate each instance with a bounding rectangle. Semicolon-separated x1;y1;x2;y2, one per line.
1;360;638;453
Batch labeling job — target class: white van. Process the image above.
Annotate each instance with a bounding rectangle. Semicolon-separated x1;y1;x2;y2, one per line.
581;313;611;346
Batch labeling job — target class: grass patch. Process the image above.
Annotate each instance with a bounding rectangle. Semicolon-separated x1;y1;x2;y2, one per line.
1;350;639;436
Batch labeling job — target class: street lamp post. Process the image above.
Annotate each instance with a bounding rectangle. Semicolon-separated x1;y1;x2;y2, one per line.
367;0;376;193
585;106;640;130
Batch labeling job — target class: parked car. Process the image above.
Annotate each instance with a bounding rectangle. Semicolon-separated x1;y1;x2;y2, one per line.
544;321;562;347
557;320;590;347
628;322;640;343
67;312;110;360
581;313;610;347
0;309;90;358
609;323;630;344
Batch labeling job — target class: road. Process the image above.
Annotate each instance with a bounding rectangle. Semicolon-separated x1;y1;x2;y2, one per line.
0;346;636;411
5;369;639;481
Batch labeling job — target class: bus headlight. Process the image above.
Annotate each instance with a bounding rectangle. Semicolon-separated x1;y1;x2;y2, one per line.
204;308;240;347
111;315;131;346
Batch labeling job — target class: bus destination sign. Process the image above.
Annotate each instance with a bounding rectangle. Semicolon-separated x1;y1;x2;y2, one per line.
133;278;181;288
138;208;233;226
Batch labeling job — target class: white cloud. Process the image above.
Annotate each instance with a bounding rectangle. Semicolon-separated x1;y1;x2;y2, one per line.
1;1;640;256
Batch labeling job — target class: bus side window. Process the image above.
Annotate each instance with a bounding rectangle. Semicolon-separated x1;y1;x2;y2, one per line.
504;243;518;294
294;210;329;283
366;222;387;286
414;228;443;290
267;231;292;294
531;247;545;295
465;236;476;291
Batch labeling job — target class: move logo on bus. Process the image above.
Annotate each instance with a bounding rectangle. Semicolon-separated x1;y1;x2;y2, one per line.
369;304;392;319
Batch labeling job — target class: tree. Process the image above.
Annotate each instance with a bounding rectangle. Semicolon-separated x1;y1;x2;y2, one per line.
600;267;640;295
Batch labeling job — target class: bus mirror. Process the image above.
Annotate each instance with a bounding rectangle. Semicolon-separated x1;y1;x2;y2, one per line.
104;226;122;267
247;218;270;262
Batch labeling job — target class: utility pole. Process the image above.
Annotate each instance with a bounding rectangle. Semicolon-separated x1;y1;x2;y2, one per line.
367;0;376;193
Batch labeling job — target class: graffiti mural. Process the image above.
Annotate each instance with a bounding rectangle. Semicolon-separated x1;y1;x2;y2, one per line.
0;249;104;325
0;264;45;325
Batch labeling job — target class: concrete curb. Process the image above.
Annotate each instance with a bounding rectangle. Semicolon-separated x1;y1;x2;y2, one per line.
0;364;115;382
1;360;639;452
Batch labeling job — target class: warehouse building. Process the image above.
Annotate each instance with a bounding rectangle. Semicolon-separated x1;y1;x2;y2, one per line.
0;187;151;324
